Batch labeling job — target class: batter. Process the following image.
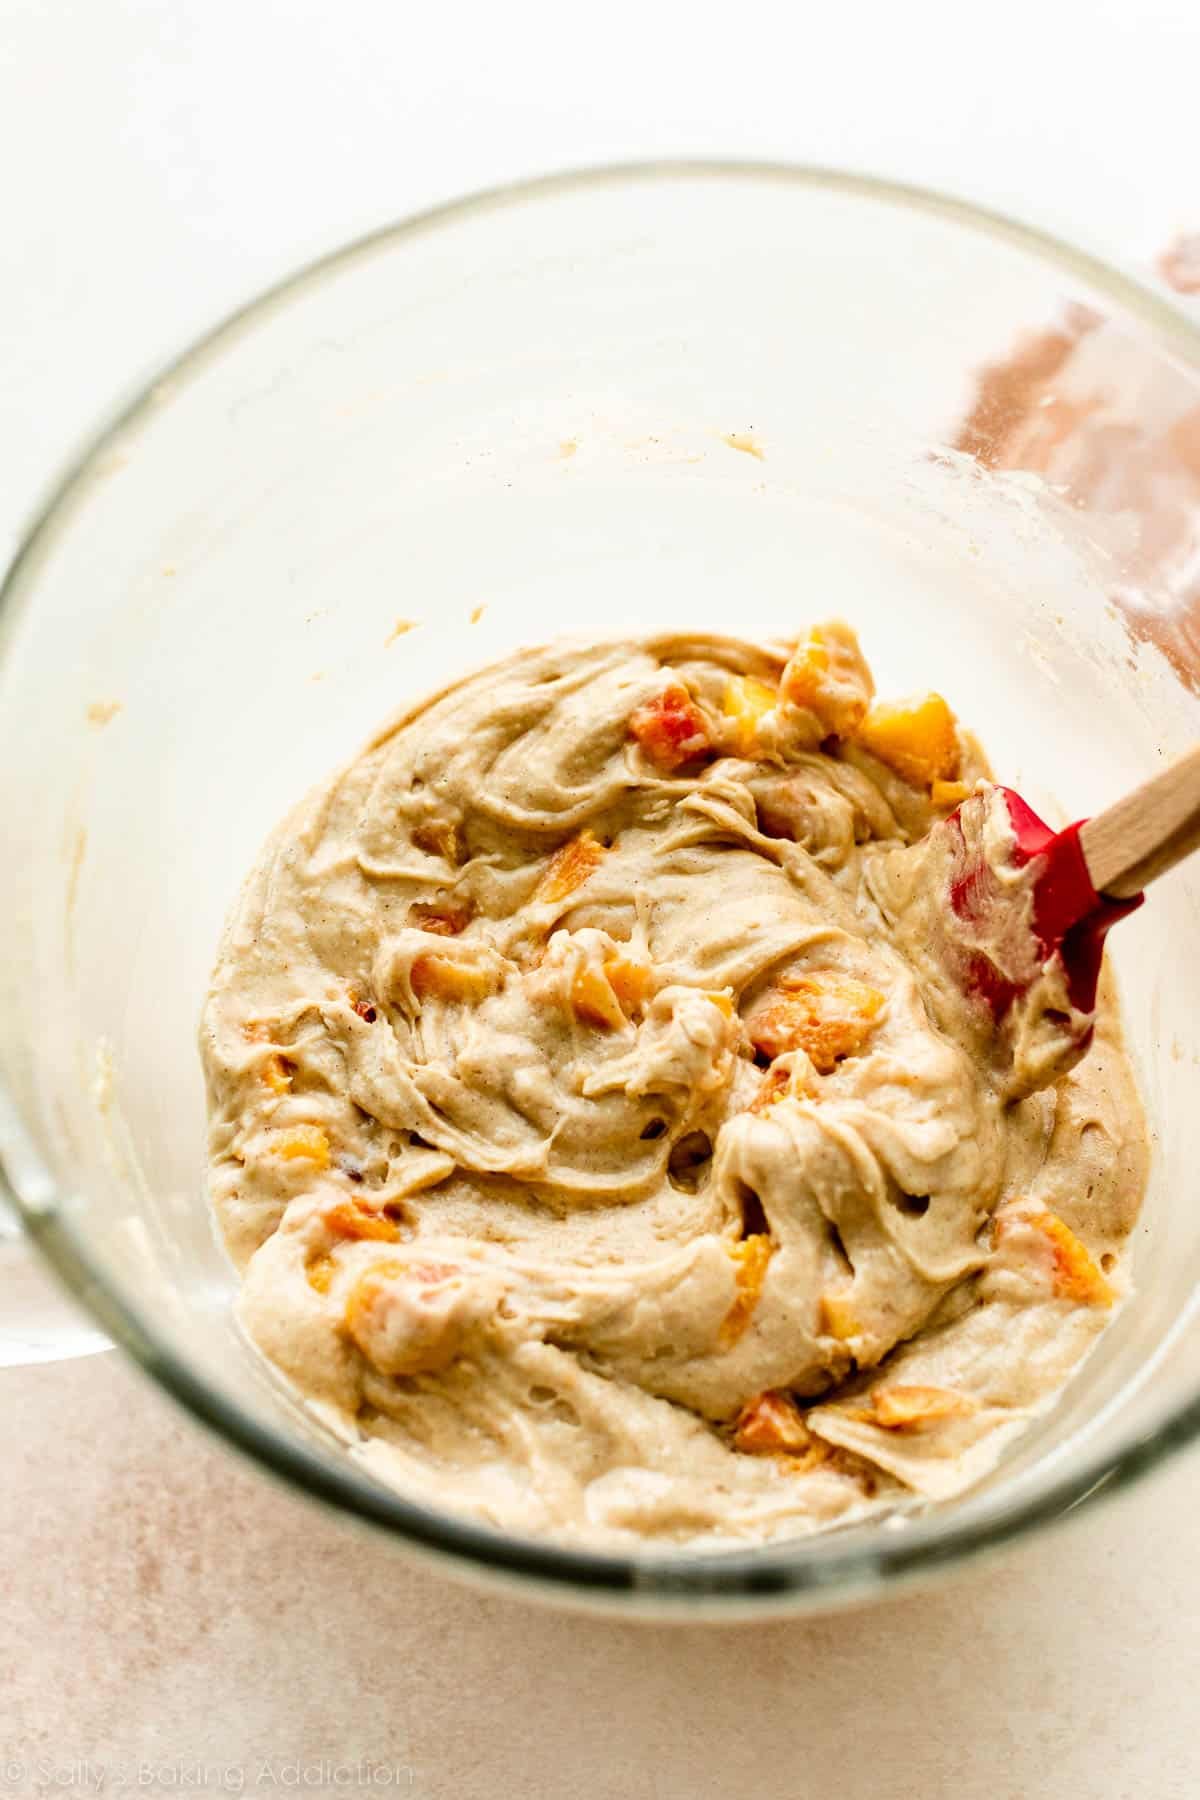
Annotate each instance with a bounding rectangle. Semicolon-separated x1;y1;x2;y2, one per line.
201;625;1147;1546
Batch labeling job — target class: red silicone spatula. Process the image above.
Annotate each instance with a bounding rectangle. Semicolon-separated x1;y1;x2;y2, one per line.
934;745;1200;1089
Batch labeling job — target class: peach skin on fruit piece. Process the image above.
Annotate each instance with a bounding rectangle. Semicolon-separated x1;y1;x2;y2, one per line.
628;683;713;771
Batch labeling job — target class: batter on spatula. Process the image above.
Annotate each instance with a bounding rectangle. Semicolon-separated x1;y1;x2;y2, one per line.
201;624;1148;1546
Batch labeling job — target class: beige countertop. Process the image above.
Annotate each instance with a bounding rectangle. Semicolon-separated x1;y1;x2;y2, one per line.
4;1347;1199;1798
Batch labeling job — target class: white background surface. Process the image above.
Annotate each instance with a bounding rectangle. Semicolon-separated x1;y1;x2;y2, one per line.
3;4;1199;1794
3;0;1197;544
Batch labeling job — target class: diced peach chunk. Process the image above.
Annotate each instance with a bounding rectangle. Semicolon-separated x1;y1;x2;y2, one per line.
410;953;497;1004
864;1384;975;1431
1042;1215;1116;1306
569;955;652;1030
261;1053;292;1095
570;964;627;1031
412;819;464;864
273;1125;331;1169
747;972;884;1073
536;831;607;905
720;1234;774;1346
748;1063;791;1115
721;674;778;756
819;1292;859;1341
733;1390;827;1468
323;1197;403;1242
705;990;734;1019
244;1022;293;1094
628;683;713;771
780;623;874;738
930;778;971;810
857;693;960;789
307;1253;336;1293
609;959;655;1014
343;1258;465;1376
343;1260;406;1365
408;899;472;936
994;1205;1115;1306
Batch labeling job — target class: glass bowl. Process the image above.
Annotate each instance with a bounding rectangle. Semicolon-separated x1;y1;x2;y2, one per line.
3;164;1200;1616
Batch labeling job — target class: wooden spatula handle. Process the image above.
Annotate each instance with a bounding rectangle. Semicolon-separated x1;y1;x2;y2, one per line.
1079;744;1200;899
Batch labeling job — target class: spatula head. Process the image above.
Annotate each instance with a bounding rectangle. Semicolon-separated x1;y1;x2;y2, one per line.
937;785;1141;1093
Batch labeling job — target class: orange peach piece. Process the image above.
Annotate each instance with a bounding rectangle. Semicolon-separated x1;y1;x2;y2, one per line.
747;972;884;1073
705;990;734;1019
721;674;779;756
273;1124;331;1170
535;831;607;905
732;1390;827;1468
1040;1213;1117;1306
569;955;652;1030
323;1198;403;1243
857;693;960;789
411;819;464;864
996;1206;1115;1306
307;1253;337;1294
261;1053;292;1095
408;899;472;936
628;683;713;771
720;1234;774;1346
243;1022;293;1094
819;1292;859;1341
343;1258;463;1376
866;1384;976;1430
410;954;497;1004
780;623;874;737
343;1260;406;1364
570;964;627;1032
607;958;654;1015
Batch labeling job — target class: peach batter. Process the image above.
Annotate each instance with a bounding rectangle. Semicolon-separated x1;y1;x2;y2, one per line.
201;625;1147;1546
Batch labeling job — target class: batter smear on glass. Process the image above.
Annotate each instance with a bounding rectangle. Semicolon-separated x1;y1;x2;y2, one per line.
201;624;1148;1546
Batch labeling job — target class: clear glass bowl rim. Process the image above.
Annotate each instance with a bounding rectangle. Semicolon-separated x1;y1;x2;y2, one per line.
5;158;1200;1611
